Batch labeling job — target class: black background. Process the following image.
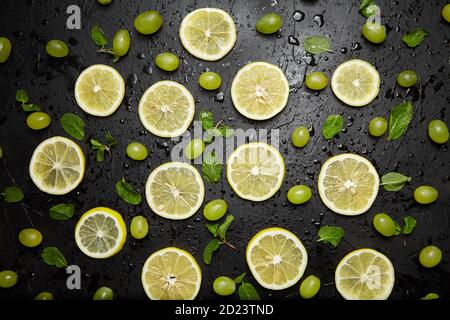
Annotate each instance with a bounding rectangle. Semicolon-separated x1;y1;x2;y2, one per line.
0;0;449;300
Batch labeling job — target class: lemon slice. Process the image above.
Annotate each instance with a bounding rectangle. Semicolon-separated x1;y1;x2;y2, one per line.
231;62;289;120
331;59;380;107
246;227;308;290
227;142;285;201
335;248;395;300
29;136;85;195
141;247;202;300
145;162;204;220
138;81;195;138
75;207;127;259
74;64;125;116
318;153;379;215
179;8;236;61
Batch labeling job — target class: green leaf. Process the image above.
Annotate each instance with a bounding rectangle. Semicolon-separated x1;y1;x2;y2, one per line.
49;203;75;221
115;179;141;205
322;115;343;140
402;29;429;48
90;25;108;47
317;226;344;247
304;36;332;55
380;172;411;191
238;283;260;300
203;239;221;265
22;103;41;112
106;132;117;147
96;148;106;162
402;216;417;235
2;186;24;203
90;139;103;149
218;215;234;240
394;221;401;236
202;152;222;183
420;293;439;300
203;128;221;143
388;101;413;140
41;247;67;268
16;89;29;103
199;110;214;130
234;273;246;284
206;223;219;237
359;0;378;17
61;113;85;141
218;125;234;138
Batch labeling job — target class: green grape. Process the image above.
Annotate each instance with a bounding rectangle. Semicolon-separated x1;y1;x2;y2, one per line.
0;270;18;288
397;70;417;88
372;213;396;237
287;185;312;205
368;117;388;137
93;287;114;300
112;29;131;57
198;72;222;90
414;186;438;204
305;72;328;90
213;276;236;296
256;13;283;34
26;112;51;130
134;10;163;35
34;292;54;300
130;215;149;240
97;0;112;4
126;142;148;161
443;4;450;22
0;37;12;63
428;120;449;144
45;40;69;58
18;228;43;247
299;275;320;299
419;245;442;268
361;22;386;44
203;199;227;221
185;139;205;160
291;126;310;148
0;146;3;159
155;52;179;71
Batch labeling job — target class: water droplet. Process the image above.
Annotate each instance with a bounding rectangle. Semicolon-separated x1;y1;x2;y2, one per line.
214;92;225;102
340;47;348;54
127;73;138;87
143;65;153;75
302;54;317;66
137;52;146;59
288;35;300;46
351;42;362;51
313;14;324;27
293;10;305;22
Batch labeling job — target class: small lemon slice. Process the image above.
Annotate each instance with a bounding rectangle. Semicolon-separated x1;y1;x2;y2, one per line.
179;8;236;61
246;227;308;290
335;248;395;300
318;153;379;215
74;64;125;116
74;207;127;259
331;59;380;107
29;136;85;195
141;247;202;300
138;81;195;138
231;62;289;120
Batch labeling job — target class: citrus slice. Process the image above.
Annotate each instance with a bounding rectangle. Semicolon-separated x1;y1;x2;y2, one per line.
145;162;204;220
231;62;289;120
246;227;308;290
335;248;395;300
331;59;380;107
227;142;285;201
179;8;236;61
74;207;127;259
74;64;125;116
138;81;195;138
29;136;85;195
141;247;202;300
318;153;379;215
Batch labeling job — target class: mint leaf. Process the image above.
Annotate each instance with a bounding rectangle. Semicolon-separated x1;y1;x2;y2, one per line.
2;186;24;203
90;139;106;161
206;223;219;237
402;216;417;235
202;152;222;183
199;110;214;130
218;215;234;240
322;115;343;140
394;221;401;235
218;125;234;138
203;239;221;265
234;273;246;284
90;25;108;47
388;101;413;140
16;89;29;103
41;247;67;268
238;283;260;300
359;0;379;17
90;139;103;149
381;172;411;191
402;29;429;48
421;293;439;300
49;203;75;221
304;36;332;55
115;179;141;205
61;113;85;141
106;132;117;147
203;128;222;143
317;226;344;247
22;103;41;112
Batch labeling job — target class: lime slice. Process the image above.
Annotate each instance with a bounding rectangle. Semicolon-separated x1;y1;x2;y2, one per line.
141;247;202;300
29;136;85;195
74;64;125;116
246;227;308;290
318;153;379;215
179;8;236;61
138;81;195;138
227;142;285;201
75;207;127;259
145;162;205;220
331;59;380;107
335;248;395;300
231;62;289;120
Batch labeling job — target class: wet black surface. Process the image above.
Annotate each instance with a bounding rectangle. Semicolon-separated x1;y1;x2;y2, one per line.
0;0;449;300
